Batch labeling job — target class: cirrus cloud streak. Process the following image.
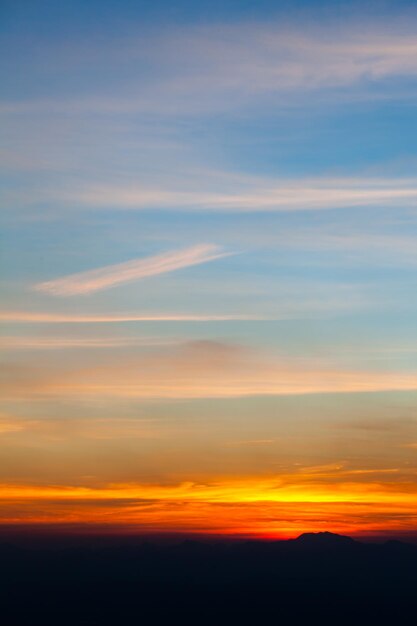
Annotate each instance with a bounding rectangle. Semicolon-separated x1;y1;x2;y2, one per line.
33;243;233;296
68;177;417;213
0;311;263;323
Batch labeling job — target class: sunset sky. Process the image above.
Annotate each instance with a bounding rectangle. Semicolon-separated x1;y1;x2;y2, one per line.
1;0;417;539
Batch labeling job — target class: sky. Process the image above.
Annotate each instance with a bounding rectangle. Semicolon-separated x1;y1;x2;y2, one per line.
1;0;417;539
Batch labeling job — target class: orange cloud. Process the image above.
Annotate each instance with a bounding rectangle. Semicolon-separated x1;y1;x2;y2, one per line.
3;340;416;400
1;471;417;538
0;311;260;323
0;420;25;435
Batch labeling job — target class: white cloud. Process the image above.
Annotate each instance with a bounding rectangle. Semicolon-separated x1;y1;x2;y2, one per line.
69;177;417;212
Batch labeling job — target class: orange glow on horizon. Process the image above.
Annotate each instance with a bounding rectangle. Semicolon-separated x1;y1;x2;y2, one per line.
1;475;417;539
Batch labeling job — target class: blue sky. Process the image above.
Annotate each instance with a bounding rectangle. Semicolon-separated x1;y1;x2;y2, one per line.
2;0;417;363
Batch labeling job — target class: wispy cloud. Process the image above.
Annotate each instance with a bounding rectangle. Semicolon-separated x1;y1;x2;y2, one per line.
33;244;232;296
0;336;179;350
0;416;169;441
0;311;262;323
67;177;417;213
4;23;417;117
9;172;417;218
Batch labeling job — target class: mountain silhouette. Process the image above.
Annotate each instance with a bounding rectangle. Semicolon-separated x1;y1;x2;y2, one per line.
1;532;416;625
294;531;357;547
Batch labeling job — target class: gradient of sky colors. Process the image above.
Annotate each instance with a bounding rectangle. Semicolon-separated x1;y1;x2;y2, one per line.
1;0;417;539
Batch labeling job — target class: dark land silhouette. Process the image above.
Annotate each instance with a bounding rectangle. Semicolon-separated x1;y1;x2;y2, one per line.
1;531;417;625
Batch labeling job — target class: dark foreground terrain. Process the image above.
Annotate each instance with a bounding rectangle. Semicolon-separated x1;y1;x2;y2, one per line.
1;531;417;625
